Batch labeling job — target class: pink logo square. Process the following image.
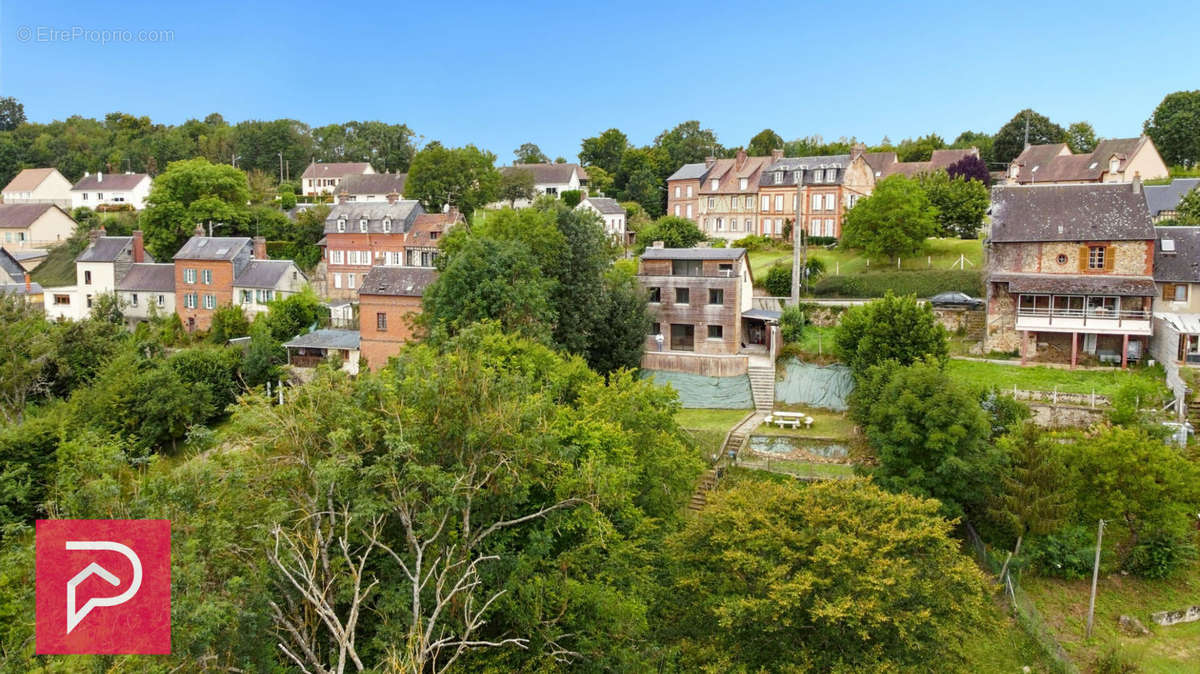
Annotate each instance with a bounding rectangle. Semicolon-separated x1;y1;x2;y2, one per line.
36;519;171;654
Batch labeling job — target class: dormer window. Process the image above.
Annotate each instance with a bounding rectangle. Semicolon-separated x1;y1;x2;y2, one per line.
814;169;824;183
382;218;392;233
793;170;801;183
336;218;346;232
359;218;369;232
1109;157;1120;174
774;172;783;185
710;179;719;190
739;177;748;191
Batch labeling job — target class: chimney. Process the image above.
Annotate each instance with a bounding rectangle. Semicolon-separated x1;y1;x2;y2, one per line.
771;149;784;161
24;273;31;294
195;223;206;237
851;143;866;160
132;230;145;263
88;226;106;243
386;191;399;204
253;236;268;260
705;156;717;169
337;191;349;204
96;172;103;183
1132;177;1142;194
735;148;747;169
652;240;665;249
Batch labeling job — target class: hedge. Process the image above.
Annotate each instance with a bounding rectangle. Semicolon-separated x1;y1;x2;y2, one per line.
810;270;983;298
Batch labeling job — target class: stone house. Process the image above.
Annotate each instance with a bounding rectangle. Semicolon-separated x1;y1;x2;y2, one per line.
357;266;437;370
1005;136;1169;185
1144;179;1199;222
985;182;1156;367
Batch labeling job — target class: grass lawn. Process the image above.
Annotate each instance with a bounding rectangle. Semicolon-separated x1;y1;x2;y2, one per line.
946;359;1167;397
30;243;77;287
756;403;857;441
748;237;983;283
675;408;751;460
960;598;1061;673
782;324;839;361
1021;562;1200;672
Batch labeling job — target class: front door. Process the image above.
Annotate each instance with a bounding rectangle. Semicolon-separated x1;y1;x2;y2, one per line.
670;324;694;351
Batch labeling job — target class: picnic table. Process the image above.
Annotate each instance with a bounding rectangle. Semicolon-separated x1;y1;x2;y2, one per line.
765;411;814;430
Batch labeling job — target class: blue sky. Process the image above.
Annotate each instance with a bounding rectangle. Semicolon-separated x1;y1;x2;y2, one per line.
1;0;1197;163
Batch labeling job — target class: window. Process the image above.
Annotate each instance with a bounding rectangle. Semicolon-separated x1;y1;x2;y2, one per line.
709;288;724;305
739;177;748;190
675;287;690;304
825;219;835;236
1110;157;1120;173
336;219;346;232
715;218;723;231
382;218;392;233
157;295;165;307
184;268;197;284
650;322;660;335
707;197;715;208
86;295;93;308
686;185;693;198
1056;253;1068;265
710;179;719;190
1165;284;1189;302
814;169;824;183
686;204;693;218
201;269;212;285
674;186;681;198
674;204;681;216
333;273;342;289
745;195;753;209
241;289;252;304
387;251;403;266
730;198;739;211
82;193;88;201
97;193;103;200
745;218;752;231
1087;245;1106;270
812;194;822;211
257;290;274;303
347;273;356;289
824;194;835;210
84;270;92;285
718;263;733;274
184;293;197;309
54;294;70;305
130;293;139;307
761;195;770;211
707;325;723;339
203;294;215;309
330;250;345;265
359;218;369;232
376;312;388;331
673;259;703;276
648;287;661;303
774;195;783;211
429;231;439;240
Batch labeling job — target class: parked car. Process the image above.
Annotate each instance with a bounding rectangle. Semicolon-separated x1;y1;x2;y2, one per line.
929;291;984;308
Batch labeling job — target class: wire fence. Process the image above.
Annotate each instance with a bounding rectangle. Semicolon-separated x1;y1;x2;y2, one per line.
964;522;1079;674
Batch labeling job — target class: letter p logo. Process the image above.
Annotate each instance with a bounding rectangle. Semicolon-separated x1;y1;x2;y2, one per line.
37;520;170;654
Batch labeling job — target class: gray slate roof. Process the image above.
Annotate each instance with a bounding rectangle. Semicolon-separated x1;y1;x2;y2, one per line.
284;328;360;350
0;203;65;229
581;196;624;215
990;272;1156;296
0;247;26;283
325;201;423;234
358;266;437;297
667;162;710;181
71;173;149;191
173;237;252;261
642;247;746;261
1144;179;1200;216
1153;227;1200;283
498;163;586;185
301;162;372;179
760;154;850;187
76;236;155;263
338;172;407;196
234;260;302;289
116;263;176;292
989;183;1155;243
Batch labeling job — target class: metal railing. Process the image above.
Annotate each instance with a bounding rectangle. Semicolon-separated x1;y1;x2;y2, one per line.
1016;306;1149;321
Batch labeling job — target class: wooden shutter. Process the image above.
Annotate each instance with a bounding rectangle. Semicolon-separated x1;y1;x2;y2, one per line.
1104;245;1114;271
1078;245;1089;271
1164;284;1174;300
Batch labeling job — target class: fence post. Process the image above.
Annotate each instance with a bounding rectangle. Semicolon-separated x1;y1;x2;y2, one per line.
1091;388;1095;408
1054;386;1058;405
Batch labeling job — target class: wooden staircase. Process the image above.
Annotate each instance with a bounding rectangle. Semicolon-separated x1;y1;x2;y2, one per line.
748;365;775;412
688;469;720;511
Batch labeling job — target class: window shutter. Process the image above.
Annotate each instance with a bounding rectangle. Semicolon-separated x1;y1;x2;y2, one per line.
1104;246;1114;271
1077;246;1088;271
1163;284;1173;300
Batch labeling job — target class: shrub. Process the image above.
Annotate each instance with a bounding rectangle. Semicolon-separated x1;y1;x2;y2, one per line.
761;260;826;296
806;235;838;246
1126;530;1198;580
560;189;582;208
1026;525;1097;579
812;270;983;298
731;234;773;251
1090;648;1141;674
1109;378;1167;426
780;305;805;343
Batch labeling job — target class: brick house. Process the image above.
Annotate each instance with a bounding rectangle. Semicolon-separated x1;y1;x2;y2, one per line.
984;182;1156;368
1005;136;1168;185
637;245;764;356
357;266;437;370
174;233;260;331
756;148;876;239
320;199;424;298
666;162;708;222
696;150;772;242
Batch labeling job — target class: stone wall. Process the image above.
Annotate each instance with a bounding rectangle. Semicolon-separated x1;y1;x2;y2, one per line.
1027;403;1106;428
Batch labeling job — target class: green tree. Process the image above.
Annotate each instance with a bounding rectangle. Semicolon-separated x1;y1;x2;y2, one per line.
0;295;56;423
834;291;949;377
779;304;805;343
633;215;706;253
952;130;995;165
917;170;990;238
653;120;722;171
560;189;583;208
1144;90;1200;167
991;424;1072;579
497;167;536;206
747;128;784;156
614;147;666;217
584;261;650;374
584;164;613;197
841;174;939;258
1175;185;1200;225
993;109;1067;164
665;477;989;672
139;158;252;258
209;304;250;344
1065;121;1098;154
896;133;946;162
513;142;549;164
259;287;324;343
404;142;501;218
0;97;25;131
578;128;630;174
857;360;998;519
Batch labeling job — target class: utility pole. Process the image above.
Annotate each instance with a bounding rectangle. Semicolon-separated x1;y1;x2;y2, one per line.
279;152;285;182
1023;111;1030;148
790;168;804;305
1085;519;1106;639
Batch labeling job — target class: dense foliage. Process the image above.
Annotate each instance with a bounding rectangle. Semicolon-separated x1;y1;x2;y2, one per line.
834;291;949;376
917;170;990;239
1144;90;1200;167
840;175;939;258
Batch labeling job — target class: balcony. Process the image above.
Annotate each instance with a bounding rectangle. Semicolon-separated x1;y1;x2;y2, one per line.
1014;306;1152;335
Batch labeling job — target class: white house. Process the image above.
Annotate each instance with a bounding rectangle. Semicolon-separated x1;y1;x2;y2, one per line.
496;163;588;207
232;259;309;318
577;196;628;243
116;263;176;326
301;162;374;196
44;230;153;321
2;168;74;208
0;203;76;248
334;172;407;203
70;172;152;210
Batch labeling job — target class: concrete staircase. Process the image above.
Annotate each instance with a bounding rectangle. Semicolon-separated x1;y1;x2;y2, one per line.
687;411;765;512
748;365;776;412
